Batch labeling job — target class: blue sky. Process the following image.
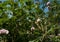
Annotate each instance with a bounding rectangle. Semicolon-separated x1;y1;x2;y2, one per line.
0;0;5;1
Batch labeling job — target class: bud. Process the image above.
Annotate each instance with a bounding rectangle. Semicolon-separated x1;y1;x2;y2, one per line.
31;26;35;31
46;2;50;6
0;29;9;35
36;18;41;23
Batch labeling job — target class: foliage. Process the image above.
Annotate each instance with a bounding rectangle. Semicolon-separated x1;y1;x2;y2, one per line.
0;0;60;42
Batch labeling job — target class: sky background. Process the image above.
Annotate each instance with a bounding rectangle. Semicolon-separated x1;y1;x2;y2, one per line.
0;0;5;1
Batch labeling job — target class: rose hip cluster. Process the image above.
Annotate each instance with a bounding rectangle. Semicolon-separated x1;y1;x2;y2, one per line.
0;29;9;35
